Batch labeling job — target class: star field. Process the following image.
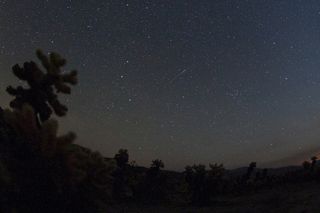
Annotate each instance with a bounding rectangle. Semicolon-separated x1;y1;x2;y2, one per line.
2;0;320;169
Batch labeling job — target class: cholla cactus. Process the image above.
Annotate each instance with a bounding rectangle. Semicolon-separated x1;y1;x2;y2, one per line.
3;102;115;211
3;104;75;157
114;149;129;169
311;156;318;171
6;50;77;123
150;159;164;171
303;161;311;170
245;162;257;181
208;163;225;178
3;103;115;203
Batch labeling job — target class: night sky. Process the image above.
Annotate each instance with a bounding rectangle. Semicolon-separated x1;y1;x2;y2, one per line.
2;0;320;170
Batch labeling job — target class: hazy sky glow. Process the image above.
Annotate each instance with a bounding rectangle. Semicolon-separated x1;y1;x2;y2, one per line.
2;0;320;170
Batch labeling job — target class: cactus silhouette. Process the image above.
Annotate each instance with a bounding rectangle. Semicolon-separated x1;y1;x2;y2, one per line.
245;162;256;181
114;149;129;169
150;159;164;171
6;49;77;125
303;161;311;171
4;104;76;157
113;149;130;200
261;168;268;180
208;163;225;178
311;156;317;171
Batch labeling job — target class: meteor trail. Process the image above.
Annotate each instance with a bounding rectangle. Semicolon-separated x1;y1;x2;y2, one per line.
169;69;187;84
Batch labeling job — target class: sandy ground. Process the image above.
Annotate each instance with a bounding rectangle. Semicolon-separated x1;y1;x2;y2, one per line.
107;182;320;213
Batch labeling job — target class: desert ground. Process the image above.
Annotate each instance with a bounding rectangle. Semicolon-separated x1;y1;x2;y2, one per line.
107;181;320;213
